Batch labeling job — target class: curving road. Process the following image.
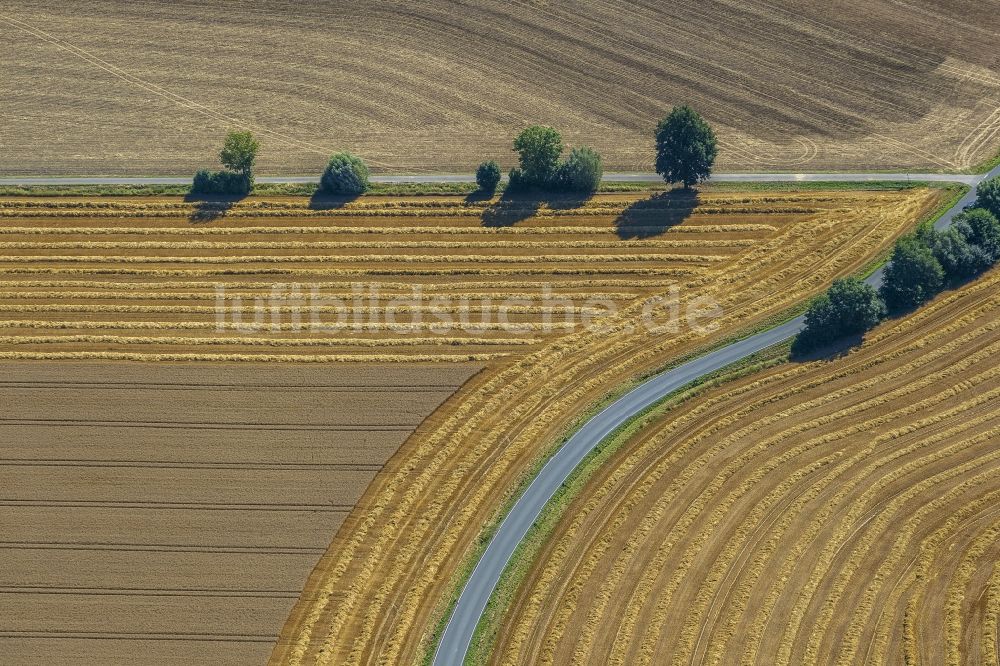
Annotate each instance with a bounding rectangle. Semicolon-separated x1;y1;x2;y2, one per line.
432;164;999;666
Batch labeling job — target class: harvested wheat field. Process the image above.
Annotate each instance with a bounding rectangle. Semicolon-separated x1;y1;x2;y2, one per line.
1;1;998;175
0;361;479;665
489;268;1000;666
0;188;937;361
270;185;953;664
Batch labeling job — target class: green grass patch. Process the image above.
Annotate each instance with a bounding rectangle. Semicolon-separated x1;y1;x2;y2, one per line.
0;180;651;199
0;184;193;197
704;179;930;192
0;178;951;200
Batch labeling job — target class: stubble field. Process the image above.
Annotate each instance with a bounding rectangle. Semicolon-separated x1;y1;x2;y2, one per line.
0;189;935;361
1;0;998;175
0;184;951;664
491;268;1000;666
0;361;479;665
269;185;951;664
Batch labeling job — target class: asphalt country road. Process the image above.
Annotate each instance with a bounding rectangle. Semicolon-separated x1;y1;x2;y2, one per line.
431;164;1000;666
0;172;984;186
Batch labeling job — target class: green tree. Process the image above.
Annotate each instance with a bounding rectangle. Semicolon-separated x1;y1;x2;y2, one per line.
320;152;370;195
880;234;945;312
793;277;886;353
975;175;1000;218
655;106;718;188
512;125;563;187
927;227;985;280
556;146;603;192
219;130;259;182
953;208;1000;262
476;160;502;194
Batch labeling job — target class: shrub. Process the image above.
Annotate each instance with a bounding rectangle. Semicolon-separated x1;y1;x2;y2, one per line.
320;152;370;195
512;125;563;187
476;161;502;194
880;234;945;312
191;169;251;196
556;146;603;192
655;106;718;188
792;277;886;353
191;130;258;196
975;175;1000;218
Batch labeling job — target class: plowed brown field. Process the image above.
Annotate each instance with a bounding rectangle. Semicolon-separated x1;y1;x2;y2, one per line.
0;361;480;665
1;1;998;175
270;185;950;664
0;189;931;361
491;269;1000;666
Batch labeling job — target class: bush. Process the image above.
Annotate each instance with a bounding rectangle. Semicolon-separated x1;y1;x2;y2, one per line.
512;125;563;187
792;277;886;353
975;175;1000;218
191;130;258;196
476;160;502;193
555;146;603;192
191;169;251;196
320;152;370;195
880;234;945;312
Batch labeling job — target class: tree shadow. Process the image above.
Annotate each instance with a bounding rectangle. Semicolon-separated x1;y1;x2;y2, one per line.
183;193;247;223
790;332;865;362
308;190;361;211
615;189;699;239
481;189;594;227
463;190;494;205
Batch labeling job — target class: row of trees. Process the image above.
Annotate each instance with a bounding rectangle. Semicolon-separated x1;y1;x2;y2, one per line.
794;177;1000;353
474;126;604;195
192;105;718;197
474;106;717;195
191;130;373;197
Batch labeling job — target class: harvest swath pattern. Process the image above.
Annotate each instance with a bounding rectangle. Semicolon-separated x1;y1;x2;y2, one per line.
492;269;1000;666
0;191;904;361
272;186;947;664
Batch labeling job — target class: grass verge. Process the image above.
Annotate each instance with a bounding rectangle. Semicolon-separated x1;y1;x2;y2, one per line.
0;181;650;198
0;178;947;199
704;180;929;192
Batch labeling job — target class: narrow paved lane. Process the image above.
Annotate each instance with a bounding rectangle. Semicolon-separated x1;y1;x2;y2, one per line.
432;163;999;665
0;173;984;186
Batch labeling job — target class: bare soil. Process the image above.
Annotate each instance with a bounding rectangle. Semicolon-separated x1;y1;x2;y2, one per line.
1;1;998;175
0;361;480;665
